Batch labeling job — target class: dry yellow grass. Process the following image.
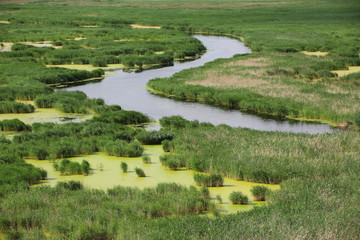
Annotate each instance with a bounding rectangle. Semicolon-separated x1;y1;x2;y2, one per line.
225;57;270;67
130;24;161;29
185;53;360;116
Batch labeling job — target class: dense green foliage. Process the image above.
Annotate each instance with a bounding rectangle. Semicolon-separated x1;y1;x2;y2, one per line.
53;159;91;176
0;119;31;132
120;161;128;173
126;174;360;239
136;130;174;145
165;117;360;184
149;52;360;126
91;110;150;125
0;183;214;239
193;173;224;187
0;0;359;239
35;90;104;113
250;186;270;201
0;101;35;114
4;114;148;160
142;155;151;164
229;191;248;205
0;60;104;113
0;153;46;197
135;167;146;177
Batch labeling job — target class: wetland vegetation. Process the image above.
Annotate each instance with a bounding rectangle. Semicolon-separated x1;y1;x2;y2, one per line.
0;0;359;239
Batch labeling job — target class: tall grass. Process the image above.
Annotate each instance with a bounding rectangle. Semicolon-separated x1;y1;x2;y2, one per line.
168;117;360;184
0;183;214;238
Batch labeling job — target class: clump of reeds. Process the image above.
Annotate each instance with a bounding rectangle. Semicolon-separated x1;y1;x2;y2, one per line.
142;155;151;164
250;186;270;201
193;173;223;187
120;161;128;173
135;167;146;177
229;191;248;205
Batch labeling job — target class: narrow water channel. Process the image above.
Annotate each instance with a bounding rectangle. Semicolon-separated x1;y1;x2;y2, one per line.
67;35;336;134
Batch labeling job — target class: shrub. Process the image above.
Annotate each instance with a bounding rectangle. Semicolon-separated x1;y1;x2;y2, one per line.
250;186;270;201
216;195;222;204
162;139;174;152
56;159;90;175
229;191;248;205
165;158;179;171
136;130;174;145
135;167;145;177
200;187;210;200
0;119;31;132
53;163;59;171
142;155;151;164
56;180;83;191
193;173;223;187
120;162;128;173
81;160;91;175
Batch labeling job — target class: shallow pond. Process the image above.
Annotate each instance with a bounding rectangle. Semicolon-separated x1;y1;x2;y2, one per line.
67;35;336;134
0;107;93;125
27;145;279;214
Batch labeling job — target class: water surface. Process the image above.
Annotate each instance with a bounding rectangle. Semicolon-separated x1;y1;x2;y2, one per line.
68;35;336;134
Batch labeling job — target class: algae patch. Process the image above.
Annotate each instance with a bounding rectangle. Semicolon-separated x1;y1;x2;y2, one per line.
0;107;93;125
332;66;360;77
27;145;279;214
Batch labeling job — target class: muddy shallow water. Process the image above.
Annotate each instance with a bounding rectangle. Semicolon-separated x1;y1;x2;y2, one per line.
67;35;336;134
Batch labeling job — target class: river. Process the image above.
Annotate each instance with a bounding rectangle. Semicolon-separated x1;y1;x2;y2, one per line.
67;35;336;134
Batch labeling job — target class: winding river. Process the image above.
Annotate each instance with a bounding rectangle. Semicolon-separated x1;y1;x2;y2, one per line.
68;35;336;134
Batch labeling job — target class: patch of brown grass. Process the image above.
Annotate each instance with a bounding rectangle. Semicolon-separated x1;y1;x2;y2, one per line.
226;57;270;67
130;24;161;29
187;70;269;89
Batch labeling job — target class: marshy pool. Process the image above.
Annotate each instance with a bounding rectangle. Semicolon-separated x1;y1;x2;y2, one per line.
27;145;280;214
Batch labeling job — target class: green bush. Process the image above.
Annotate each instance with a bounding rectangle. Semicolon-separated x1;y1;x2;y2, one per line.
193;173;223;187
135;167;145;177
120;162;128;173
229;191;248;205
250;186;270;201
56;180;83;191
142;155;151;164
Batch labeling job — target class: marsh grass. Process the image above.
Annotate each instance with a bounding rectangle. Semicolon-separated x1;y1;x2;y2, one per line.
193;173;223;187
135;167;146;177
0;183;213;238
250;186;269;201
120;161;128;173
55;159;90;176
149;52;360;126
229;191;248;205
142;155;151;164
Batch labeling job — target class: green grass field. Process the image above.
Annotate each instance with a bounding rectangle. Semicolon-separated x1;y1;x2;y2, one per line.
0;0;359;239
